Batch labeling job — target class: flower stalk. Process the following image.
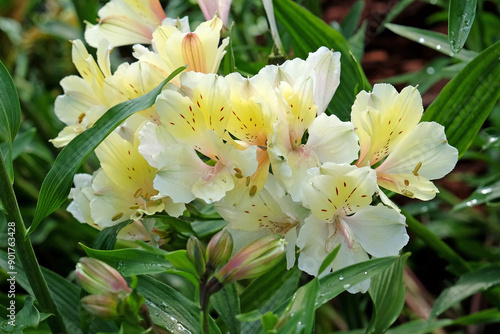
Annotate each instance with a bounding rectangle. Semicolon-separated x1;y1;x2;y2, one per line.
0;149;67;333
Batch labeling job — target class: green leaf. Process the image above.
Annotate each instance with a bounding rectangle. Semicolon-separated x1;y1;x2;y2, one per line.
240;259;300;313
136;275;220;334
366;253;409;334
385;319;453;334
348;21;367;62
274;0;371;121
385;23;478;61
0;250;118;334
421;40;500;156
430;265;500;319
0;60;21;182
0;127;36;162
448;0;477;54
316;256;398;308
451;308;500;326
340;0;365;39
81;244;171;276
318;244;341;275
30;66;185;234
91;220;133;250
0;61;20;145
0;296;41;333
452;180;500;211
276;278;319;334
212;283;241;334
191;219;227;239
376;0;415;34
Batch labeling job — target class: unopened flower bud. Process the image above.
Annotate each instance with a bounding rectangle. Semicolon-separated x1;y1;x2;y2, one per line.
206;230;233;268
76;258;131;296
81;294;120;320
186;236;206;277
215;234;286;284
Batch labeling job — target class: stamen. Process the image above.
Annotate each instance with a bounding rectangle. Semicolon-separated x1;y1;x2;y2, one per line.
111;212;123;221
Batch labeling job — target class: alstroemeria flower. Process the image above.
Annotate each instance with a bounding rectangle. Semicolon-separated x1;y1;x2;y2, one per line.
215;174;309;269
85;0;167;47
139;72;258;204
198;0;232;27
90;131;185;228
52;40;161;147
137;16;228;84
297;163;408;293
351;84;458;200
51;40;112;147
265;54;356;200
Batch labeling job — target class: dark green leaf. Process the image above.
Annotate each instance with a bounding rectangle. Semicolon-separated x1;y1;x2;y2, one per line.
385;23;477;61
316;256;398;308
30;66;185;234
136;275;220;334
318;244;341;275
91;220;133;250
191;219;227;239
276;279;319;334
212;283;241;334
0;296;41;333
0;60;20;145
452;180;500;211
366;253;409;334
430;265;500;319
376;0;416;34
340;0;365;39
421;40;500;156
451;308;500;326
0;60;21;182
81;244;171;276
448;0;477;54
240;259;300;313
348;21;367;62
0;127;36;162
385;319;453;334
274;0;371;121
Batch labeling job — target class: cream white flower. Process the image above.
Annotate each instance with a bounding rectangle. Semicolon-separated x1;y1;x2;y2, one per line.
215;174;309;269
296;163;408;293
137;16;229;84
351;84;458;200
90;131;185;228
139;72;258;204
85;0;167;47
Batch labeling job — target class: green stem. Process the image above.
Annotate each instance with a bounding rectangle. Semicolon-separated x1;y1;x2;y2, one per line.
0;151;67;333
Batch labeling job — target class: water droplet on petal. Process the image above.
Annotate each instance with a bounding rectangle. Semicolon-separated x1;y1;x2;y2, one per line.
419;37;425;43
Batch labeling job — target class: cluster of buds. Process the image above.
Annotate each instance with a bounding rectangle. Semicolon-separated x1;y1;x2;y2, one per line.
75;258;145;323
187;230;285;293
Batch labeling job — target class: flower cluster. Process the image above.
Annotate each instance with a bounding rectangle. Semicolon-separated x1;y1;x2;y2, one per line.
57;0;458;293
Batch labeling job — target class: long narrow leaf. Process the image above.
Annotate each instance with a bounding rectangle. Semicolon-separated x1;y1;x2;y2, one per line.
449;0;477;54
367;253;410;333
316;256;398;308
0;60;21;182
421;40;500;156
430;265;500;319
274;0;371;121
30;66;186;234
386;23;477;62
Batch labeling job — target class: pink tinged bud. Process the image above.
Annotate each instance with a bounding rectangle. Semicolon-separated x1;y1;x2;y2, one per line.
198;0;232;27
186;236;207;277
215;235;286;284
81;294;119;320
206;230;233;268
182;33;207;73
76;258;131;296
